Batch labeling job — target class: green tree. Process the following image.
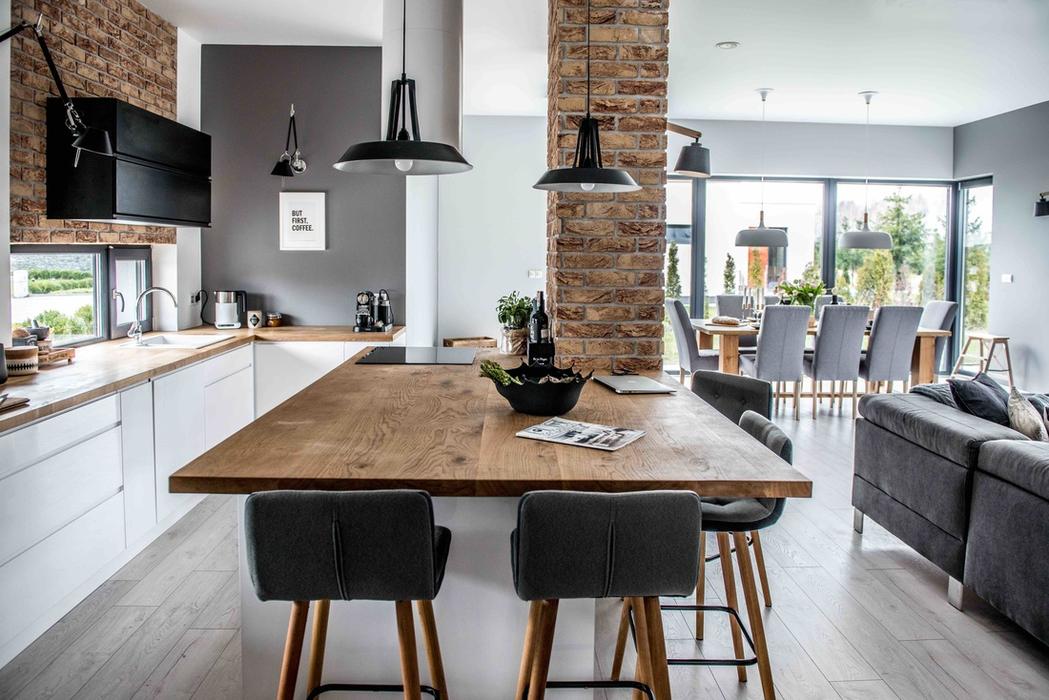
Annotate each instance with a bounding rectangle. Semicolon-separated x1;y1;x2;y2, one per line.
962;192;990;332
801;260;822;287
855;250;895;307
875;192;930;301
666;242;682;299
723;253;737;293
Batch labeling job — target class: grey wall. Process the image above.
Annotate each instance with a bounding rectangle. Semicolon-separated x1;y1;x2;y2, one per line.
201;46;405;326
954;100;1049;389
669;118;954;179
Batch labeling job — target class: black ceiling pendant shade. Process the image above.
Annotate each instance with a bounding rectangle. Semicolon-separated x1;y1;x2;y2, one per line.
1;14;112;166
1035;192;1049;217
670;122;711;178
334;0;470;176
534;0;639;193
271;103;306;177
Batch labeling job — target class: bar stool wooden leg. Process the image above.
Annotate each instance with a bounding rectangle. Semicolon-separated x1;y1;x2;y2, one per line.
278;601;310;700
395;600;421;700
811;376;818;420
696;533;706;640
611;599;631;681
1002;340;1016;388
793;381;801;421
751;531;772;607
416;600;448;699
643;596;671;700
306;599;330;694
527;600;559;700
517;600;543;698
716;532;747;683
630;597;653;700
733;532;775;700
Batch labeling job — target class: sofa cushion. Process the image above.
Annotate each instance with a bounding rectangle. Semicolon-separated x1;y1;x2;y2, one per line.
978;440;1049;500
1007;388;1049;441
910;383;957;408
858;393;1027;467
948;377;1009;425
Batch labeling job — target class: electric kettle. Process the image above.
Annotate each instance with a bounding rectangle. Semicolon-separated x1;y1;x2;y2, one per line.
202;290;246;329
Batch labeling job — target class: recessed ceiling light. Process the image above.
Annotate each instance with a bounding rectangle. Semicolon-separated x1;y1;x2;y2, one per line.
715;41;741;50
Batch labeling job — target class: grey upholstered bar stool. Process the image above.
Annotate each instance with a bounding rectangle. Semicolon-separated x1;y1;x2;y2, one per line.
513;490;701;700
804;304;869;419
860;305;923;393
666;299;719;384
244;490;451;700
610;412;792;700
919;300;958;376
739;304;811;420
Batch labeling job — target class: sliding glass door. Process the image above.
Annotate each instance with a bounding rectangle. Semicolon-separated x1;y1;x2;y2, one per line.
958;181;993;349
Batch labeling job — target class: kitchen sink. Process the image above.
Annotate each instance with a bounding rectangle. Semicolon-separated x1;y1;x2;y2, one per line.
119;334;233;349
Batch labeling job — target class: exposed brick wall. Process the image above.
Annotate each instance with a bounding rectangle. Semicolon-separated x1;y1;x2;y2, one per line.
10;0;178;244
546;0;669;372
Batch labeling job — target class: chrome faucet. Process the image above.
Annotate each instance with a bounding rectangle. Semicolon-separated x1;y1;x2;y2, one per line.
128;286;178;345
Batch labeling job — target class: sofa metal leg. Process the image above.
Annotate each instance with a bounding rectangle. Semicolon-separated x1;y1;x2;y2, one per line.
947;577;965;610
852;509;864;534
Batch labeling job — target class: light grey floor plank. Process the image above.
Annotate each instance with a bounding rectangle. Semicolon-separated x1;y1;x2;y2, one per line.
0;579;136;697
72;570;230;700
901;638;1012;699
195;534;237;573
190;632;241;700
131;628;236;700
832;679;901;700
190;573;239;631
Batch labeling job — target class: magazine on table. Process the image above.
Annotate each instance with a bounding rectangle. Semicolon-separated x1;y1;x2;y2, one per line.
516;417;645;451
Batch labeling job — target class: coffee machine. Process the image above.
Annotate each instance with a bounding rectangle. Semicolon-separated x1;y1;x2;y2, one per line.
354;289;395;332
202;290;246;329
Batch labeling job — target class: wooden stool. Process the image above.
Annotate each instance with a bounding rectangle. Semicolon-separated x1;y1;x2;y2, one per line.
951;332;1015;387
244;490;451;700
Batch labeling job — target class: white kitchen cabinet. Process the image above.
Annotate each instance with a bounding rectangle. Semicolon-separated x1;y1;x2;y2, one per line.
120;382;156;545
153;361;206;522
205;365;254;449
254;342;347;416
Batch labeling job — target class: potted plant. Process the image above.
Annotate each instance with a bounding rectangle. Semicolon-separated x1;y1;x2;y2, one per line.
497;291;532;355
776;279;825;315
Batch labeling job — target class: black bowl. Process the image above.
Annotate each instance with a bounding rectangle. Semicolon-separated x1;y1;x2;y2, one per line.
492;364;587;416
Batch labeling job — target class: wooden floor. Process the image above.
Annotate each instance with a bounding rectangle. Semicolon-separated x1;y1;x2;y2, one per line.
3;401;1049;698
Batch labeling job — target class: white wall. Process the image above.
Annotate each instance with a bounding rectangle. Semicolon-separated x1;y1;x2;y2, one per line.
669;118;954;180
152;27;203;331
438;115;547;341
406;176;439;346
0;0;11;346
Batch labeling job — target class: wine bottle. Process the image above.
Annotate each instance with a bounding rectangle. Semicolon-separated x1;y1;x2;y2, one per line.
529;291;549;344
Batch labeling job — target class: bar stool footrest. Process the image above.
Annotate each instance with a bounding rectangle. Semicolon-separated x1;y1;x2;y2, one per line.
307;683;440;699
659;604;759;667
540;679;655;699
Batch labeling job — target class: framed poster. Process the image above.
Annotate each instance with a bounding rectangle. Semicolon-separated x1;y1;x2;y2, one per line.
279;192;326;250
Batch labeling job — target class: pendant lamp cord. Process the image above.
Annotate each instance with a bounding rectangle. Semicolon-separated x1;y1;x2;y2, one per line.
759;90;768;213
585;0;591;115
863;93;871;216
401;0;408;134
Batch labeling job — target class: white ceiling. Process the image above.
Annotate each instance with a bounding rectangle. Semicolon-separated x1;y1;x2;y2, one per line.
140;0;1049;127
137;0;382;46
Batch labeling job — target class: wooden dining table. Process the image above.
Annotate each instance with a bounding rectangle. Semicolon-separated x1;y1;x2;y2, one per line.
691;318;951;385
170;350;812;699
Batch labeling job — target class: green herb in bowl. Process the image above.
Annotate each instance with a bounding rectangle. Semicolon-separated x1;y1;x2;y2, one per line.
479;360;522;387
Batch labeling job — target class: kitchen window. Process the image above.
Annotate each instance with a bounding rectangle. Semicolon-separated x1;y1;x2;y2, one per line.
10;245;153;347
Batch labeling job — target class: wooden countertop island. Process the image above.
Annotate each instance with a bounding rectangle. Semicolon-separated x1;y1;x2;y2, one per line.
170;352;812;499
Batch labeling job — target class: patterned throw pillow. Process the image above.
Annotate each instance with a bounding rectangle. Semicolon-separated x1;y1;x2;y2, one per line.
1008;387;1049;441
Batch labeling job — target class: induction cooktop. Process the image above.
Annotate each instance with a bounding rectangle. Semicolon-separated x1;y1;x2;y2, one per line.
356;346;478;365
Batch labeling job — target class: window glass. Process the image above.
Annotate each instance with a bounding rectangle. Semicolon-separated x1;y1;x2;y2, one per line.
10;250;104;346
960;184;992;347
663;179;693;369
835;183;949;308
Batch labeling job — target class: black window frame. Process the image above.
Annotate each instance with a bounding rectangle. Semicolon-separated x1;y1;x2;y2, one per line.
676;175;968;368
10;244;154;347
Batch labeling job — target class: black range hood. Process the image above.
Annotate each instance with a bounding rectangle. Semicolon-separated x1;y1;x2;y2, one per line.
46;97;211;228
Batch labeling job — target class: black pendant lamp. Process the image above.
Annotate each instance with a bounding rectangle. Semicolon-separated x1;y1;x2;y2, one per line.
271;104;307;177
534;0;639;193
334;0;470;176
669;123;711;178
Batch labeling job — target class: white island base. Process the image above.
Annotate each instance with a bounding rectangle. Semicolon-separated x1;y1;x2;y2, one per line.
238;496;598;699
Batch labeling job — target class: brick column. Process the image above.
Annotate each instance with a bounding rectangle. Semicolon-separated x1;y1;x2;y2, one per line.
546;0;669;373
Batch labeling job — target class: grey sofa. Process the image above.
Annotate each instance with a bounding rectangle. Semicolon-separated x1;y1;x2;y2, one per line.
852;393;1049;645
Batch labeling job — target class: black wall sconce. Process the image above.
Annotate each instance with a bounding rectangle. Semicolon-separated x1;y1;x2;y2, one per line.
1036;192;1049;218
271;104;306;177
669;122;711;178
0;14;112;166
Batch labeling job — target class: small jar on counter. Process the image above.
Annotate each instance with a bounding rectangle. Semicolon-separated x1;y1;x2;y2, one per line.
265;312;283;327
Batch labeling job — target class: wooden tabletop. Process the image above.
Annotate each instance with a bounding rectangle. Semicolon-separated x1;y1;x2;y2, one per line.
0;326;405;433
692;319;951;337
169;352;813;499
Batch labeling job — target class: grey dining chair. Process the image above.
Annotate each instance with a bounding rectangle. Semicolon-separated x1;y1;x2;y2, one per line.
814;295;835;320
861;305;923;393
739;305;811;420
666;299;719;384
803;305;869;419
717;295;757;349
919;300;958;377
763;295;781;307
244;490;451;700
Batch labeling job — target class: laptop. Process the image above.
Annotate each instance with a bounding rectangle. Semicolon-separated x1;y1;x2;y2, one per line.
594;375;676;395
